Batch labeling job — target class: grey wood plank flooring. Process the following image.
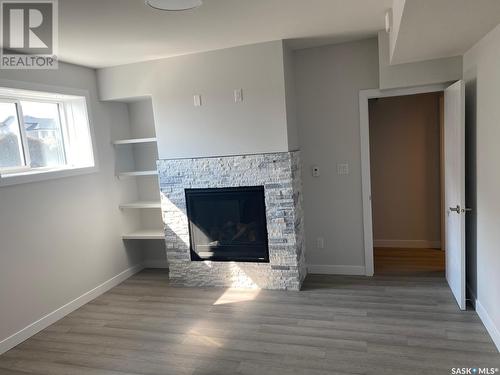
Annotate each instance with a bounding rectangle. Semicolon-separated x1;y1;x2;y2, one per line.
0;269;498;375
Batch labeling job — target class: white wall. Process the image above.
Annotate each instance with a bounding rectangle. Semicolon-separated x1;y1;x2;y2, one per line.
379;31;463;90
463;23;500;351
0;63;143;352
293;38;379;273
98;41;294;159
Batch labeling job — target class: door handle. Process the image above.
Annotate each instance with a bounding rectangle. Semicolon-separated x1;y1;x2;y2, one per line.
449;205;473;214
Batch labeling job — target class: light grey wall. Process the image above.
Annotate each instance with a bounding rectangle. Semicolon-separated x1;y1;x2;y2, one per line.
98;41;292;159
283;42;299;151
0;62;143;345
463;23;500;348
378;31;463;90
128;99;156;140
293;38;379;270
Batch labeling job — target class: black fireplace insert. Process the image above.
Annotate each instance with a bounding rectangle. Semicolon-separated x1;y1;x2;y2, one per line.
185;186;269;262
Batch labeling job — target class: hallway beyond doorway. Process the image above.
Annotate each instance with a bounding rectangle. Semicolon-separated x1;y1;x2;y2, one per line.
374;248;445;277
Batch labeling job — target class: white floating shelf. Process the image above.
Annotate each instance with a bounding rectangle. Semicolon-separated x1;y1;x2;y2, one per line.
113;137;157;145
118;170;158;179
122;229;164;240
119;201;161;209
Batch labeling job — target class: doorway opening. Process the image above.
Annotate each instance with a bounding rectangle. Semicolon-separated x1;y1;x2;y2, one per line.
359;82;466;310
368;92;445;277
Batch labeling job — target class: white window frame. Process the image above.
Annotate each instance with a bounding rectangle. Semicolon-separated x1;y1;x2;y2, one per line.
0;98;30;173
0;83;98;187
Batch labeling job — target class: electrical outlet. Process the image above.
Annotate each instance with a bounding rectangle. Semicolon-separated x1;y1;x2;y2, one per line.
312;165;320;177
317;237;325;249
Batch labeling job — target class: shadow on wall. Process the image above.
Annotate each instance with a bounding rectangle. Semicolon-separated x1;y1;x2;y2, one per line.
464;72;477;302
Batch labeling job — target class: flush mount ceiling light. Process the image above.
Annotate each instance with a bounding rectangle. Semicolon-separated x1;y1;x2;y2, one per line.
145;0;203;11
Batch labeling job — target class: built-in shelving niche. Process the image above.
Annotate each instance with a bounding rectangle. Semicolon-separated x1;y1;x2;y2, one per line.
111;97;167;269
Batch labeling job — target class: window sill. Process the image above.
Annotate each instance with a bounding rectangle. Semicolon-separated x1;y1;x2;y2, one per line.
0;165;99;187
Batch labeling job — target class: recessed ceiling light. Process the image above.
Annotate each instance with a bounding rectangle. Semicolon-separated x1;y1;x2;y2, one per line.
145;0;203;11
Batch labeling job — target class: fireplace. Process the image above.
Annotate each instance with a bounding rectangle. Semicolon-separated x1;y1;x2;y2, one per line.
185;187;269;262
158;151;306;290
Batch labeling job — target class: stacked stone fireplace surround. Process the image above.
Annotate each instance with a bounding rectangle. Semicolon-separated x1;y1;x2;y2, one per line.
157;151;306;291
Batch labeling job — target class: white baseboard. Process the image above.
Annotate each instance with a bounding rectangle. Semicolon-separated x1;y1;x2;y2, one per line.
475;300;500;352
373;240;441;249
0;264;144;355
308;264;366;275
142;260;169;269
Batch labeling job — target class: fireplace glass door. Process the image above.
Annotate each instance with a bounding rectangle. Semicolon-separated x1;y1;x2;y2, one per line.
185;186;269;262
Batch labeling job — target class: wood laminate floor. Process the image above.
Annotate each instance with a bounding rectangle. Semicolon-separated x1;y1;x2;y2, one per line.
374;247;446;276
0;269;498;375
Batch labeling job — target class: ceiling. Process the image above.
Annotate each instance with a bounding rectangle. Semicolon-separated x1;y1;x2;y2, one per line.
58;0;392;68
390;0;500;64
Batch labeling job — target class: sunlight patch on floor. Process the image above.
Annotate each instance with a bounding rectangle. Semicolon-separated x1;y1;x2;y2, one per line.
184;331;224;348
213;287;261;305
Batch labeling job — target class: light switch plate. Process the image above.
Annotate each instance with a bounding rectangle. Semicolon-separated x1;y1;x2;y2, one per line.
337;163;349;175
194;94;202;107
234;88;243;103
317;237;325;249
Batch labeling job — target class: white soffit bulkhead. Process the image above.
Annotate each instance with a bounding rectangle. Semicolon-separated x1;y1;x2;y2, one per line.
389;0;500;64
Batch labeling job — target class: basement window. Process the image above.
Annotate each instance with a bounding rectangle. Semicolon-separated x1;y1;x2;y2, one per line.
0;87;95;186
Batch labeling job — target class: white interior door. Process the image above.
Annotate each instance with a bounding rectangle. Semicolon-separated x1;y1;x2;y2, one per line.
444;80;466;310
